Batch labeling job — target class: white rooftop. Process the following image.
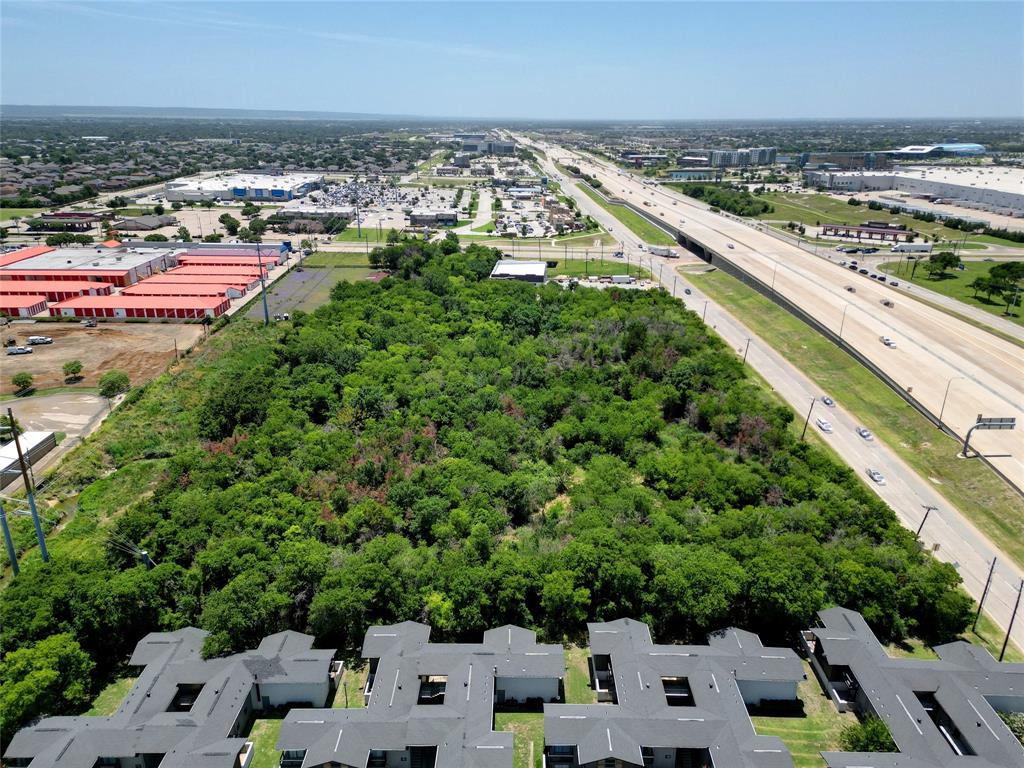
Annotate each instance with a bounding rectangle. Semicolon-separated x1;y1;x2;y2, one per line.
825;166;1024;196
490;259;547;277
1;246;184;272
165;172;322;193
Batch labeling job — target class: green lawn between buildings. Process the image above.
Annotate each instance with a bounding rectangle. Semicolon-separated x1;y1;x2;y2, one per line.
755;193;1024;251
0;207;46;221
495;713;545;768
879;259;1022;327
576;183;677;246
687;268;1024;573
84;676;136;715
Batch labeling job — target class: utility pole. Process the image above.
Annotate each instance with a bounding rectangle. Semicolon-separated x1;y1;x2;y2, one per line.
973;557;998;633
255;243;270;327
702;301;708;322
800;398;815;441
0;499;19;576
999;579;1023;662
7;408;48;562
742;338;751;364
916;505;937;537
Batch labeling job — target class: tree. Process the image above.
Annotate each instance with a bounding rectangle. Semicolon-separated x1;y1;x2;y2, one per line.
12;371;33;392
218;213;240;236
203;233;223;243
924;251;960;279
0;633;94;735
153;204;165;215
839;717;897;752
98;369;130;399
144;233;169;242
63;359;83;382
171;201;183;211
0;413;21;440
248;217;267;237
176;226;191;242
540;570;590;638
968;276;990;298
241;203;261;218
201;199;215;209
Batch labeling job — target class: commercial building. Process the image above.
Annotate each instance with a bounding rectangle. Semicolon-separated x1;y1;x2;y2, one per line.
277;622;564;768
408;209;459;226
804;607;1024;768
141;272;262;292
544;618;804;768
797;151;891;171
888;142;987;159
0;294;48;318
506;186;543;199
164;172;322;202
31;211;103;231
4;627;338;768
166;264;267;279
1;431;57;489
701;147;777;167
489;260;547;283
0;246;181;286
819;222;916;243
668;168;723;181
49;294;232;320
803;166;1024;216
0;279;114;302
461;138;516;156
622;153;669;167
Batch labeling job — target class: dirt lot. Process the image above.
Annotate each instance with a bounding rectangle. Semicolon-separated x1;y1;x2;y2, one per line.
2;323;204;395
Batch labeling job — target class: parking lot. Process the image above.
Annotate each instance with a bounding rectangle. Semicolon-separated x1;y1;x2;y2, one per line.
2;322;204;396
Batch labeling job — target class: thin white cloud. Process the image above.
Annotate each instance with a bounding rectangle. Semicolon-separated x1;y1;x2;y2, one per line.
43;1;521;61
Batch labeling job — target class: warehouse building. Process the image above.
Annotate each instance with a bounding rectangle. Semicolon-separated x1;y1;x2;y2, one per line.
49;294;232;319
4;627;338;768
0;295;48;318
122;282;246;299
164;171;322;202
278;622;564;768
804;607;1024;768
0;279;114;302
803;166;1024;216
140;272;261;292
544;618;803;768
888;142;987;159
166;264;266;280
0;245;182;286
490;260;547;283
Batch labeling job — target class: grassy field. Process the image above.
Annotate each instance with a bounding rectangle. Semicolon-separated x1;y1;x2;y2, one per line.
331;662;368;708
751;661;857;768
564;646;596;704
879;260;1022;326
334;227;390;244
548;258;650;279
495;712;544;768
0;207;46;221
472;220;497;233
688;268;1024;571
577;184;676;246
554;229;617;246
756;193;1024;250
85;676;136;715
248;717;284;768
301;251;372;268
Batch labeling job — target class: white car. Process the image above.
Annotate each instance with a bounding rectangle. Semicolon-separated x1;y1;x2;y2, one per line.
27;335;53;345
856;427;874;441
879;336;897;348
866;468;886;485
815;417;834;433
6;345;32;355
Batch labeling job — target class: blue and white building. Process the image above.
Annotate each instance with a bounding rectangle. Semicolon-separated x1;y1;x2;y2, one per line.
164;172;323;202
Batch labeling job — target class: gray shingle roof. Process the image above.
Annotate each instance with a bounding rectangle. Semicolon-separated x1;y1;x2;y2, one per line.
809;607;1024;768
4;628;335;768
278;623;565;768
544;618;804;768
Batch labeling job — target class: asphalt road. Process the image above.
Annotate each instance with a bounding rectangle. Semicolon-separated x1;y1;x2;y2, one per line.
526;139;1023;493
520;136;1024;652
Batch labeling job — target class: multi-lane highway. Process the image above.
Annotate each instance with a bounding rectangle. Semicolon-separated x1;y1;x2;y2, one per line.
517;135;1024;651
524;137;1024;491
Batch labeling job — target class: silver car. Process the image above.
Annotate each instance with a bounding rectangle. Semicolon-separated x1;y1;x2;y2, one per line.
866;468;886;485
856;427;874;441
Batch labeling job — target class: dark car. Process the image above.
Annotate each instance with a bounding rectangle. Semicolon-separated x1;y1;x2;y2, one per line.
848;264;859;270
858;268;869;274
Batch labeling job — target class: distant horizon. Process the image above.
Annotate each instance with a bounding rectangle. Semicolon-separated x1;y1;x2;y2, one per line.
2;1;1021;120
2;103;1022;124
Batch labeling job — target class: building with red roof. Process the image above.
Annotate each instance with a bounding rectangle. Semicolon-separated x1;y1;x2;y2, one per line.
122;283;245;298
0;279;113;302
49;295;230;320
0;295;48;318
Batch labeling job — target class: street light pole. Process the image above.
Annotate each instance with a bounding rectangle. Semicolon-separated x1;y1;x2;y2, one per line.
702;301;708;323
839;304;851;339
800;398;815;441
938;376;964;431
742;338;751;364
916;505;937;537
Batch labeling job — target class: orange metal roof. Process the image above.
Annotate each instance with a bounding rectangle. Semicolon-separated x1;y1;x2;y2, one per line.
52;295;229;310
0;245;54;268
122;283;236;296
0;280;114;293
101;239;122;248
168;265;265;275
0;295;48;308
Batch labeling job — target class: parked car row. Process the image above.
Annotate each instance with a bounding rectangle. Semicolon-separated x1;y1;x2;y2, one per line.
5;335;53;355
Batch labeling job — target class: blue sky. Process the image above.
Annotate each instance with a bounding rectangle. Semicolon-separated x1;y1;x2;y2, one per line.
1;1;1021;119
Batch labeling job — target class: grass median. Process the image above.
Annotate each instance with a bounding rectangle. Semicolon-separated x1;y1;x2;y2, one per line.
688;268;1024;570
577;183;676;246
